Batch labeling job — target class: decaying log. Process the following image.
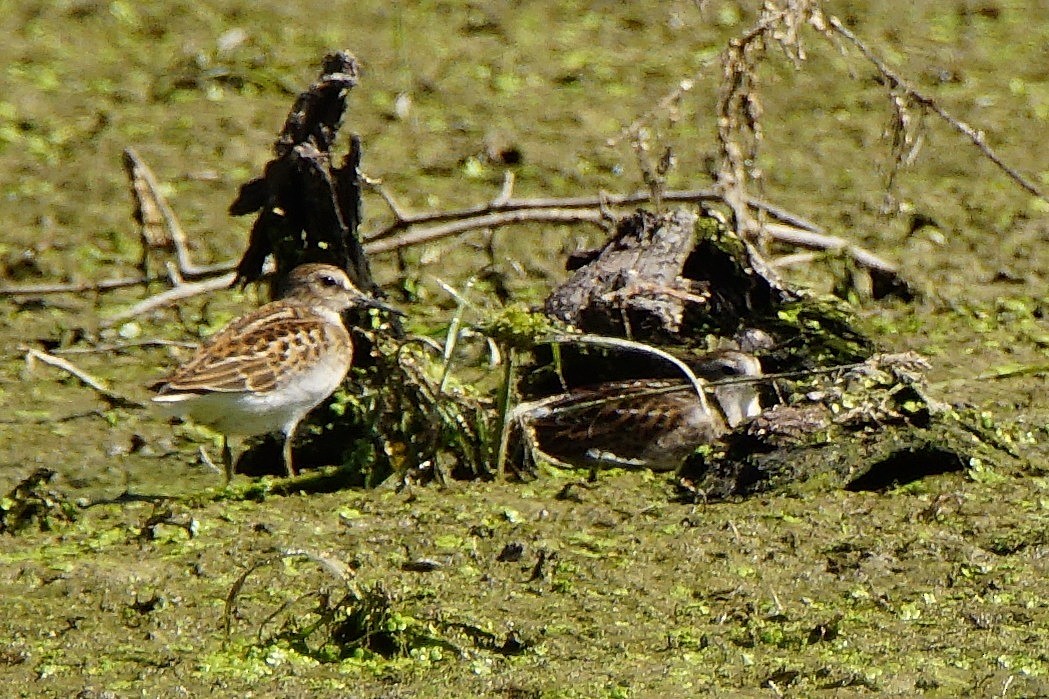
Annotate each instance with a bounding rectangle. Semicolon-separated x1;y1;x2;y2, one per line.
545;209;703;340
544;208;803;344
526;207;871;395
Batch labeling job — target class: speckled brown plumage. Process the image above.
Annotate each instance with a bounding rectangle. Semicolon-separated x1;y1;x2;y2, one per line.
159;307;352;395
153;263;392;482
521;350;763;471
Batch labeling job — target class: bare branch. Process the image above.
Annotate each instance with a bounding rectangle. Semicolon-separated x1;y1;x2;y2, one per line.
122;147;232;278
51;339;199;354
763;223;899;275
97;217;903;319
0;260;236;297
493;171;516;207
23;347;145;409
361;173;409;221
769;251;820;269
0;274;163;296
827;14;1048;203
102;273;237;326
364;187;824;243
362;209;609;255
0;187;827;303
608;76;701;147
0;186;848;308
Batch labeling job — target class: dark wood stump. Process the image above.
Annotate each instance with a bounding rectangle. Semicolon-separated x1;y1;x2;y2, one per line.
229;51;375;296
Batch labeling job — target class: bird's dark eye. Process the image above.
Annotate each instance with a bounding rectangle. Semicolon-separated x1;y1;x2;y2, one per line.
319;274;339;288
717;361;740;376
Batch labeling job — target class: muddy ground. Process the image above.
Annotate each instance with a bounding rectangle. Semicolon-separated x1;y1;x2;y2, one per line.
1;1;1047;697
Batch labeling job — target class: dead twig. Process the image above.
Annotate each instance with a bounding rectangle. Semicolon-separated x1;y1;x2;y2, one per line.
23;347;145;409
931;362;1049;390
123;147;219;278
0;409;109;425
51;339;200;354
0;183;827;302
826;14;1048;203
224;548;355;642
0;145;233;298
99;202;895;321
0;273;174;297
769;251;820;269
365;187;824;243
762;223;899;275
19;208;887;319
0;265;236;297
364;208;610;255
102;273;237;326
608;76;702;148
714;5;797;240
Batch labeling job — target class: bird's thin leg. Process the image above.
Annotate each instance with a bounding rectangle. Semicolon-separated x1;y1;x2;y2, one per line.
282;426;297;478
222;435;233;485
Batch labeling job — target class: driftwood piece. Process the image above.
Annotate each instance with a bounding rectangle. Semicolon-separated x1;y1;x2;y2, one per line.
545;209;700;340
545;208;803;345
528;207;867;393
229;51;374;294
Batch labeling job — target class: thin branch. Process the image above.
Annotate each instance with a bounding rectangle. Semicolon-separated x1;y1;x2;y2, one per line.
361;174;409;221
0;184;828;299
769;251;820;269
363;209;609;255
931;362;1049;390
550;333;712;414
23;347;145;409
122;148;244;278
714;6;793;241
364;188;825;243
124;147;194;276
493;171;516;207
827;14;1048;203
0;260;237;297
7;208;885;315
494;348;516;481
762;223;899;275
608;76;701;147
51;339;200;354
0;274;164;296
0;409;109;425
102;273;237;326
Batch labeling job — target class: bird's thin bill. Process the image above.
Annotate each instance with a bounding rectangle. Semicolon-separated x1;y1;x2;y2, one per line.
362;297;405;317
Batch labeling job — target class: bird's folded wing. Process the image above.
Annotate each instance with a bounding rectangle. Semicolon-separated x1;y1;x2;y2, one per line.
155;310;322;395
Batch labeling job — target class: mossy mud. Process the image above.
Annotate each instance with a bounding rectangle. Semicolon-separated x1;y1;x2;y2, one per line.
1;1;1048;696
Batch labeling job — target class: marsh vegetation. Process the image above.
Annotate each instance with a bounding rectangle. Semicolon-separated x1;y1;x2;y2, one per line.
1;1;1048;696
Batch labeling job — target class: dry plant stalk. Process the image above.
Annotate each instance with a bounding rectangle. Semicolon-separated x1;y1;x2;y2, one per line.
714;0;822;241
23;346;144;409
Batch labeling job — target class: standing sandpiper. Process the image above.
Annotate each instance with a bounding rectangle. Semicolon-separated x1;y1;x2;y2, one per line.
153;263;394;482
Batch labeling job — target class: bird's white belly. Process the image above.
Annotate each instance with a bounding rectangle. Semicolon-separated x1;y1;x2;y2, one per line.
154;352;351;436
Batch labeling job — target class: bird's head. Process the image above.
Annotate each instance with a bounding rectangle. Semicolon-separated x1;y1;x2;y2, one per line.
282;263;400;316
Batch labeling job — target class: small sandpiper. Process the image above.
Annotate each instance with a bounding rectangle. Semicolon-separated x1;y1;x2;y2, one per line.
519;350;763;471
153;263;395;482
